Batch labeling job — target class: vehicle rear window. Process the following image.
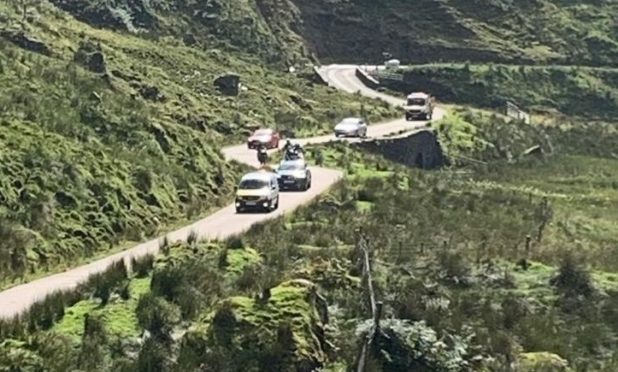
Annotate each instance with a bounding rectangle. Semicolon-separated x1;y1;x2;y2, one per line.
279;163;303;170
239;179;269;189
407;98;426;105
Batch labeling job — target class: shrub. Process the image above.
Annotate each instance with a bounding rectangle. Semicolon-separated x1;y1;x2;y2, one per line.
226;236;245;249
91;260;129;306
131;254;155;278
136;293;180;340
550;252;595;298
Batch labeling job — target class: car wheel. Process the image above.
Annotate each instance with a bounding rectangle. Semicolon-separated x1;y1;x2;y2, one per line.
273;197;279;210
306;179;311;190
236;206;243;214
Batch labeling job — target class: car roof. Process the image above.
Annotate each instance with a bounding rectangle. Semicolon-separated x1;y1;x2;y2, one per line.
254;128;273;133
240;171;275;181
340;117;363;122
407;92;429;98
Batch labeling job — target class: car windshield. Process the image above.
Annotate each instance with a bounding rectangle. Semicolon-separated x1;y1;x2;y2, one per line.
254;129;271;136
340;119;360;125
279;162;304;171
407;98;426;106
238;179;269;189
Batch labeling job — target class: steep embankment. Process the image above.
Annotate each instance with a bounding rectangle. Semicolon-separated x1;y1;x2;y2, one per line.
0;1;397;284
292;0;618;66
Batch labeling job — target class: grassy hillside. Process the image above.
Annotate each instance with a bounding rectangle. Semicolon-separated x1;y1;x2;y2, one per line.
293;0;618;66
2;107;618;371
47;0;314;66
0;1;397;285
379;64;618;120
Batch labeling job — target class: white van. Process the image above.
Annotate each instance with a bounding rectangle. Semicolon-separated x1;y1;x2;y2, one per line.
235;171;280;213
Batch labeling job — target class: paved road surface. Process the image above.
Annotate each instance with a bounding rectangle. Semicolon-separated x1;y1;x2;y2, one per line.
0;65;445;319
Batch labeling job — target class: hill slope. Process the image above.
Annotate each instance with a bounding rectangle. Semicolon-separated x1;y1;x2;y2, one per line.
292;0;618;66
0;1;396;284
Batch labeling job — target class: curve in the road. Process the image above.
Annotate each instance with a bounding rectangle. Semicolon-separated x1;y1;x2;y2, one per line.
0;65;446;319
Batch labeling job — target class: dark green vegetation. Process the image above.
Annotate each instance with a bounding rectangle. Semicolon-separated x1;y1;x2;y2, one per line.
292;0;618;66
1;0;618;371
2;106;618;371
0;1;396;285
380;64;618;120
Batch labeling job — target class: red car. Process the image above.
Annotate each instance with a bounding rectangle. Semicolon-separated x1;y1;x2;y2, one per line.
247;128;280;149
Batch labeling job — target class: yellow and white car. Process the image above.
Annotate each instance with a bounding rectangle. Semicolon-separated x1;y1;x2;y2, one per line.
235;171;280;213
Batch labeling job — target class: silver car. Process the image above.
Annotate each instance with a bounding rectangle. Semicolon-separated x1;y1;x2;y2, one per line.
334;117;368;138
276;159;312;191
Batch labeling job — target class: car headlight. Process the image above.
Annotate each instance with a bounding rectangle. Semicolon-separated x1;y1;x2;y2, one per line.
294;171;307;178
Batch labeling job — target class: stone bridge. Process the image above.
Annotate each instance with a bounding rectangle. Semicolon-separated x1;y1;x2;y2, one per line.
353;128;446;170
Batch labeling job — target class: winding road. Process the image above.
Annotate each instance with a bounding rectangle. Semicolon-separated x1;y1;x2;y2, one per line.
0;65;446;319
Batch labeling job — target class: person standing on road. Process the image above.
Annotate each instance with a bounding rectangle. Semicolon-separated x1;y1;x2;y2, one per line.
283;139;292;153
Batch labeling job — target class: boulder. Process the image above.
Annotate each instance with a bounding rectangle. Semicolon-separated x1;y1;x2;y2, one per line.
214;73;240;96
289;94;312;110
138;85;166;102
183;33;197;46
73;41;107;73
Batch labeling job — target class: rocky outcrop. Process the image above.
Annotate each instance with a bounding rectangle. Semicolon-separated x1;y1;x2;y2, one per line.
354;129;446;169
214;73;240;96
49;0;158;32
138;85;166;102
0;30;51;56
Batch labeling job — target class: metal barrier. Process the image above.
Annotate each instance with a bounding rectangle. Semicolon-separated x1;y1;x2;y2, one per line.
378;70;404;81
505;101;531;124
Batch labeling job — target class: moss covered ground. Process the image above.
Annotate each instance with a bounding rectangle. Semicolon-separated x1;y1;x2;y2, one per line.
54;277;150;342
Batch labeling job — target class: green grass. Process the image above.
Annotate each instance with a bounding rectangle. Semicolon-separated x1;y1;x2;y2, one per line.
225;248;262;276
480;155;618;270
53;277;151;342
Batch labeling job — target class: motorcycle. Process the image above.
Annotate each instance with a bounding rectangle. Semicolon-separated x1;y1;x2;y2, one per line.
257;147;268;166
284;147;304;161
